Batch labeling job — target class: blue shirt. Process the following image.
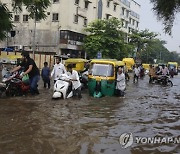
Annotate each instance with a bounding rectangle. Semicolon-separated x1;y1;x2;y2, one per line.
41;67;50;78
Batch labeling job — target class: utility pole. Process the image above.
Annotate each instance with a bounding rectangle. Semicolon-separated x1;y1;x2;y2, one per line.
32;5;37;59
6;31;9;48
160;51;162;63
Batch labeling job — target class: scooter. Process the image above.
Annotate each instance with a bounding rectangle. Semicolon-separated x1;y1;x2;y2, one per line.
52;74;73;99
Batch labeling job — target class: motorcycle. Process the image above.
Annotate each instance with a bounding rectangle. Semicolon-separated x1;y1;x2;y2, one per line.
0;71;30;97
52;74;73;99
150;74;173;87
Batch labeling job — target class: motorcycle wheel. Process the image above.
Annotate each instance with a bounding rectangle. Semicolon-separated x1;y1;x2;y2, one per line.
167;80;173;87
0;89;5;97
6;90;13;97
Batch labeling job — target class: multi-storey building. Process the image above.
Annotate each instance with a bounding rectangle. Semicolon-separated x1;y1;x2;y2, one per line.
0;0;140;57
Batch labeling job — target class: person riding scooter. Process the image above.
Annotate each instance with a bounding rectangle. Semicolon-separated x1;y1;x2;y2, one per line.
67;64;82;99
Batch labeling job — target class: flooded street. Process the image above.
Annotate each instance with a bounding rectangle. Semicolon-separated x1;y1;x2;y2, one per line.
0;74;179;154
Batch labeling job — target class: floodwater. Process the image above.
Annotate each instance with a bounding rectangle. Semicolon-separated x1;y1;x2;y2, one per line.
0;74;179;154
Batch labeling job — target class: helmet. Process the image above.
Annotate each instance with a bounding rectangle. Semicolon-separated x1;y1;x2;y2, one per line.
21;51;30;58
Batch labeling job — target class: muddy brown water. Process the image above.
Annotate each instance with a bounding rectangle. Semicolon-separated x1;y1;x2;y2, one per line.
0;74;179;154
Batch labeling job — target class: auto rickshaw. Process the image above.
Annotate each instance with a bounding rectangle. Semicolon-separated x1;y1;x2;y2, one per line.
65;58;89;88
9;55;22;65
142;63;150;70
65;58;88;72
88;59;125;98
122;58;135;71
167;62;178;75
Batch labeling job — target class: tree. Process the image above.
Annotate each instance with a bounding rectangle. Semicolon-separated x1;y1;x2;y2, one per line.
150;0;180;34
12;0;50;20
0;0;50;41
84;17;129;60
0;3;13;41
138;38;180;64
128;29;158;60
140;39;168;63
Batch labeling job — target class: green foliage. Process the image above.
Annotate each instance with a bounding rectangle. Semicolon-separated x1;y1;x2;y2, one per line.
129;29;158;53
84;18;129;60
12;0;50;20
150;0;180;34
128;29;180;64
0;3;13;41
139;39;180;64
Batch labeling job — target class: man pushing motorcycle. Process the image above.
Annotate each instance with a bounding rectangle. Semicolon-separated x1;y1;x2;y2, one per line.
11;51;40;95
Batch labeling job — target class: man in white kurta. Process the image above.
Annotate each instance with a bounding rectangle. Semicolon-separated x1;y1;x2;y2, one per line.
67;64;82;98
116;67;126;97
51;57;67;84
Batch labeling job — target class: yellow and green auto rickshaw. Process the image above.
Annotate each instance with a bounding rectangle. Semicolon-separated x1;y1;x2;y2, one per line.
65;58;88;72
88;59;124;98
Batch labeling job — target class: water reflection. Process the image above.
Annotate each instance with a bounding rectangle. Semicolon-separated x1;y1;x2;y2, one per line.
0;75;179;153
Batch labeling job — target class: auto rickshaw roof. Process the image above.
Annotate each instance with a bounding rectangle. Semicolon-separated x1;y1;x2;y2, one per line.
142;63;150;66
122;58;135;65
168;62;178;65
116;61;125;66
90;59;118;64
65;58;88;63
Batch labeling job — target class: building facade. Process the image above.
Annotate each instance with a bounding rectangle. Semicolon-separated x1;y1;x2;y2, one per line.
0;0;140;58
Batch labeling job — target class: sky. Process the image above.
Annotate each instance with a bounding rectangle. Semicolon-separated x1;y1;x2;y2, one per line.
135;0;180;53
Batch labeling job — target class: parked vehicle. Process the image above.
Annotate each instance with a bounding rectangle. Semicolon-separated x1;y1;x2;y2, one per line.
65;58;88;72
88;59;124;98
142;64;150;71
65;58;89;88
122;58;135;71
0;71;30;97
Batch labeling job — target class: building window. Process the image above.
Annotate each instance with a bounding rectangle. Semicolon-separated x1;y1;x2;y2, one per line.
132;19;135;25
23;15;28;22
122;7;125;15
74;14;78;23
126;10;129;18
136;21;139;28
121;19;124;27
75;0;79;5
14;15;20;22
128;27;131;33
114;4;116;11
52;13;59;21
107;0;110;7
84;18;87;26
85;1;89;9
53;0;59;3
125;21;128;28
106;14;111;20
60;30;68;39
